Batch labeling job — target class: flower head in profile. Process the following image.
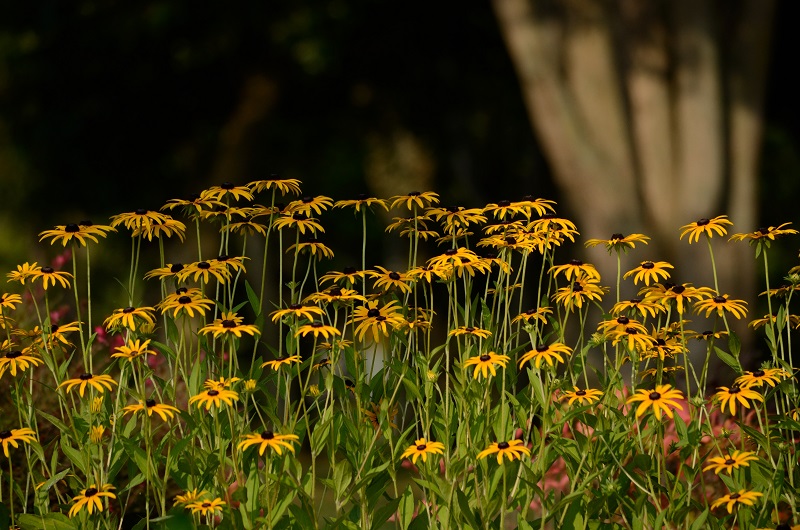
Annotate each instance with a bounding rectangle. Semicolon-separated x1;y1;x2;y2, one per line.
319;266;366;286
295;321;341;340
477;439;531;464
0;349;43;379
110;209;172;232
512;307;553;326
335;194;388;212
730;223;798;246
0;427;36;457
552;279;606;312
549;260;600;282
7;262;42;285
186;498;227;517
714;383;763;415
626;384;684;420
287;238;334;260
271;304;325;324
188;388;239;410
122;399;180;422
249;175;303;196
463;352;510;379
735;368;790;389
585;233;649;253
710;489;762;513
390;191;440;211
39;222;115;246
611;298;665;319
31;266;73;290
286;195;334;217
694;294;748;319
680;215;733;244
68;484;116;518
623;261;673;286
173;489;208;507
703;450;758;474
519;343;572;369
59;373;118;397
111;339;158;362
562;387;603;406
483;199;528;220
178;260;232;285
200;312;261;339
162;190;224;216
400;437;445;464
261;355;302;371
103;306;156;332
238;431;300;456
207;182;254;202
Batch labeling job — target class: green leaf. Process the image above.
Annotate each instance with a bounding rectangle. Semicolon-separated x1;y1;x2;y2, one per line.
245;280;261;315
17;513;78;530
690;508;709;530
371;497;401;530
456;488;479;530
398;485;415;530
713;346;741;373
59;438;88;477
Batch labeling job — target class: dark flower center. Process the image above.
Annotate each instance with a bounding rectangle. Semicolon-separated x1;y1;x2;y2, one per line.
629;298;642;304
65;224;80;233
408;191;421;197
696;218;710;226
728;385;741;394
572;283;583;292
497;441;510;450
123;307;135;313
611;233;624;240
367;309;380;318
41;267;54;273
649;392;661;400
671;285;685;294
656;338;666;346
79;220;93;226
312;321;324;327
170;263;184;273
135;209;148;215
729;492;740;500
202;502;211;508
198;261;210;270
261;431;275;440
6;350;22;359
446;205;460;213
616;316;629;325
146;399;156;408
479;354;491;362
724;458;736;465
504;236;517;245
752;369;765;377
375;316;387;322
79;373;93;380
625;328;638;335
0;431;11;439
188;193;201;201
85;488;98;497
328;287;342;296
416;443;427;451
388;272;401;280
525;308;537;315
221;320;236;328
576;390;586;396
701;330;714;337
641;261;654;269
217;255;229;261
178;296;192;304
497;200;511;207
343;266;357;274
712;296;726;303
465;327;475;332
289;304;303;310
536;345;548;352
757;227;769;234
221;182;235;190
176;287;188;294
569;259;583;266
301;196;314;203
293;213;307;220
445;249;458;256
356;193;368;200
208;390;220;396
52;325;60;332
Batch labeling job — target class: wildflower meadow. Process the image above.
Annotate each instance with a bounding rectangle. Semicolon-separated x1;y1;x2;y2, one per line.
1;180;799;530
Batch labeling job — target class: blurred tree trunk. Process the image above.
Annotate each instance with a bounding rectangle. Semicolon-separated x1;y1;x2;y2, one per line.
492;0;774;338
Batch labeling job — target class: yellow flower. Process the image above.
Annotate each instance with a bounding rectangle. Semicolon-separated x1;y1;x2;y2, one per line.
157;292;213;319
39;222;115;246
448;326;492;339
694;294;748;319
518;343;572;369
199;312;261;339
350;301;405;342
103;306;157;332
477;439;531;464
122;399;181;421
368;266;413;294
0;427;37;457
585;233;649;253
188;388;239;410
178;259;232;284
111;339;158;362
287;238;335;260
186;497;227;517
295;322;340;340
286;195;334;216
249;176;302;196
0;349;43;379
7;262;42;285
271;304;325;324
702;450;758;474
59;374;118;397
730;223;798;244
626;384;684;420
261;355;302;371
238;431;300;456
735;368;790;389
68;484;116;517
512;307;553;325
463;352;510;379
173;488;208;506
399;437;445;464
710;489;762;513
207;182;254;202
334;195;388;212
552;279;606;312
623;261;673;286
549;259;600;282
390;191;440;210
110;209;172;232
680;215;733;244
30;266;73;290
90;426;105;444
714;384;763;415
562;387;603;406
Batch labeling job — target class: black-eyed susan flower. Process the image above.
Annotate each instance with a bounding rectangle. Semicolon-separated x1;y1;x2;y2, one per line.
0;293;22;310
368;266;413;294
90;425;105;444
261;355;302;371
512;307;553;325
715;383;763;415
68;484;116;518
158;293;213;319
702;450;758;474
286;195;333;216
272;213;325;235
110;209;171;232
735;368;790;389
60;374;117;397
305;286;366;305
249;176;302;196
640;365;684;379
287;238;334;260
549;259;601;282
207;182;254;202
408;263;449;283
111;339;158;362
694;294;748;319
623;261;673;286
188;388;239;410
730;223;798;244
203;377;241;391
238;431;299;456
449;326;492;339
30;266;72;290
186;498;227;517
427;247;489;277
0;427;36;457
611;298;665;319
585;233;650;253
597;315;647;335
463;352;510;379
295;321;340;340
649;283;715;314
173;489;208;507
270;304;324;323
643;337;686;361
103;306;156;332
477;439;531;464
680;215;733;244
39;222;115;246
518;343;572;369
426;205;486;232
626;384;684;420
483;199;528;220
710;489;763;513
134;215;186;241
162;190;224;215
226;216;269;237
200;312;261;339
334;195;388;212
7;262;42;285
562;387;603;406
178;260;232;285
399;437;445;464
514;196;556;217
363;402;399;432
608;327;657;352
350;301;405;342
385;215;439;240
122;399;180;421
552;279;606;312
0;349;43;378
689;329;728;341
390;191;440;211
144;263;185;281
319;266;366;286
